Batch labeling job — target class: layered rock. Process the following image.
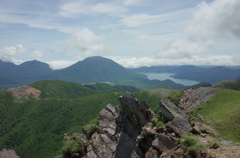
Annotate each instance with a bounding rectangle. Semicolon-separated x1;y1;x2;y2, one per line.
178;87;217;111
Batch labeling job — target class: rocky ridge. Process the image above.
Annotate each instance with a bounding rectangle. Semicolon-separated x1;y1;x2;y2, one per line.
59;90;240;158
59;92;194;158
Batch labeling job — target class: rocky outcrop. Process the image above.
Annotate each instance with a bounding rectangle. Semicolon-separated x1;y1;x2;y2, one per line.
5;85;41;99
60;92;217;158
159;98;191;136
159;98;189;121
178;87;217;111
82;92;154;158
0;149;20;158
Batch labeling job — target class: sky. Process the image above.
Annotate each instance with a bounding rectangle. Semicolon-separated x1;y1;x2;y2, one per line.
0;0;240;69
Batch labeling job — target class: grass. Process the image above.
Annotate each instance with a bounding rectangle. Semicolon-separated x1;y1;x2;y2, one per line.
187;88;240;142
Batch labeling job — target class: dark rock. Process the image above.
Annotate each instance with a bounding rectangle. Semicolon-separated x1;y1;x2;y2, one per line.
191;122;205;134
196;149;213;158
166;117;191;136
209;143;220;149
152;134;176;153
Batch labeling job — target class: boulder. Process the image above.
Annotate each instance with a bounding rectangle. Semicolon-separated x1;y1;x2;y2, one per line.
159;98;189;122
151;134;176;153
159;98;191;136
166;117;191;136
191;122;205;134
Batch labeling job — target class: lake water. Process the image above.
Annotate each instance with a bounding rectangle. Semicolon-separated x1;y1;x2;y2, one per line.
141;73;199;86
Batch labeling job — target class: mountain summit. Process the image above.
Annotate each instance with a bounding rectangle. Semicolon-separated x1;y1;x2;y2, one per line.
47;56;146;84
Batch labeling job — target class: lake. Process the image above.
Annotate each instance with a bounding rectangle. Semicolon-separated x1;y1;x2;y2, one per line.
141;73;199;86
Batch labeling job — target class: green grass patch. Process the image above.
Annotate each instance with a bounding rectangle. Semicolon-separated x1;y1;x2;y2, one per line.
187;88;240;142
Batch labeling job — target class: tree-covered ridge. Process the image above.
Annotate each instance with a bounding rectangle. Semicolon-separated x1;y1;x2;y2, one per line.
0;92;123;158
31;80;139;99
0;86;175;158
213;79;240;91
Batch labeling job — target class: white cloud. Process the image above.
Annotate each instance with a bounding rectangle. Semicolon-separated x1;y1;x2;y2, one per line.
121;8;191;28
123;0;146;6
156;39;213;59
31;50;43;58
187;0;240;40
65;28;107;58
45;60;78;70
0;44;25;62
59;1;126;18
121;14;162;27
156;0;240;61
108;54;240;68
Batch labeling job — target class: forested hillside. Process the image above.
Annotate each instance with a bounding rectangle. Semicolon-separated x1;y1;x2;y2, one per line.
0;86;170;158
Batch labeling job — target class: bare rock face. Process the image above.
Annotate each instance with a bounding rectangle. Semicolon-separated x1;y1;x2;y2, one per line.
0;149;20;158
6;85;41;99
178;87;217;111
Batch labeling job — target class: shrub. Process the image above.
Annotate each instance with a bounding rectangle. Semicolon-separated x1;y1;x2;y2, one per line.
187;144;206;156
150;117;159;125
180;134;197;149
61;140;80;157
156;121;164;130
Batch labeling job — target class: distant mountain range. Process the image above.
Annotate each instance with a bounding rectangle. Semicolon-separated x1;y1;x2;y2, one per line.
130;65;240;84
0;56;186;90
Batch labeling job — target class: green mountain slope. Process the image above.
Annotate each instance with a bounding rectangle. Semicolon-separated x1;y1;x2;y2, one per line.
31;80;139;99
46;56;146;84
0;92;123;158
31;80;97;99
187;88;240;142
214;79;240;91
0;87;178;158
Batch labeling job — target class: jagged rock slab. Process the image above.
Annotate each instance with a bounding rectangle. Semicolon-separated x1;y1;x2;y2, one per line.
159;98;189;121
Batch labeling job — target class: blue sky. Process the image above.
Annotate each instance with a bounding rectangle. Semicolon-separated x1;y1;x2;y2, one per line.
0;0;239;69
